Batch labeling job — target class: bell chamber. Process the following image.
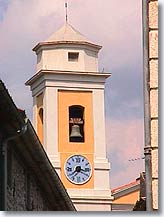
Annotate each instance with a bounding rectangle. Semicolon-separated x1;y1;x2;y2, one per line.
69;105;84;143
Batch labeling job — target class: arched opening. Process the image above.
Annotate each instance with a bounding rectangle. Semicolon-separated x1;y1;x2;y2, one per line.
38;108;43;144
69;105;84;142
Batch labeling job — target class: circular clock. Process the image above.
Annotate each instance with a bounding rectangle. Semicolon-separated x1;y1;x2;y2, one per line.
64;155;92;185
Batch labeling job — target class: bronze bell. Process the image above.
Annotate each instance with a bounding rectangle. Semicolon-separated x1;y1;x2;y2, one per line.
70;125;82;138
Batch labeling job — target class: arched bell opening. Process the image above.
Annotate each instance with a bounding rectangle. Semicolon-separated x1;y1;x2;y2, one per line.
69;105;84;142
38;107;43;144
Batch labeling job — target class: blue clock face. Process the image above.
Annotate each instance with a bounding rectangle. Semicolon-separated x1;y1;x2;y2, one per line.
65;155;92;184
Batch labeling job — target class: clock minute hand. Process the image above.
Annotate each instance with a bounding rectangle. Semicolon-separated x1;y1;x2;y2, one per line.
80;170;89;177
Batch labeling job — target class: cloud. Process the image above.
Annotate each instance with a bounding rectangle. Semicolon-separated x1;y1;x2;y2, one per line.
0;0;144;188
68;0;143;70
106;118;144;188
0;0;64;119
0;0;63;52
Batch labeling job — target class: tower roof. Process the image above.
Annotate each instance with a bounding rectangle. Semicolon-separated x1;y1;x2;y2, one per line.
45;23;91;43
33;23;102;52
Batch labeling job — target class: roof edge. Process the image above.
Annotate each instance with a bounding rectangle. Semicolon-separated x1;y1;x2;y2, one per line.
112;180;140;195
33;41;102;52
25;69;111;86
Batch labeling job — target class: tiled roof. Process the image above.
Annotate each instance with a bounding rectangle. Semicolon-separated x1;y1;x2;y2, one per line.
112;179;140;194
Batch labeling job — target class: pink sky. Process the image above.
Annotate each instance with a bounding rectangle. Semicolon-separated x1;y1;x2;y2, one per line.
106;118;144;187
0;0;144;188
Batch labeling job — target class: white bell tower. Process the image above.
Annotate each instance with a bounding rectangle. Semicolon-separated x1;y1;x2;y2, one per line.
26;23;113;211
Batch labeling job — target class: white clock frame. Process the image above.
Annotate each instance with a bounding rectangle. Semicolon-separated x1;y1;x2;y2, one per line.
64;154;92;185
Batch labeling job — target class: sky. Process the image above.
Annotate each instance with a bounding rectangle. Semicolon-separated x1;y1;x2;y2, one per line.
0;0;145;189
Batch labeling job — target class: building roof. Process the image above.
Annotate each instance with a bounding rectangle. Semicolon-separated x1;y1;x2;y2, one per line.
45;23;91;43
0;80;76;211
112;179;140;199
33;23;102;52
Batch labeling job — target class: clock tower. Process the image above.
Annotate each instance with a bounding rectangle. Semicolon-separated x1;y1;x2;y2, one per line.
26;23;113;211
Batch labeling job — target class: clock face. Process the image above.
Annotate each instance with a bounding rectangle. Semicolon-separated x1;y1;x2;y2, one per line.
65;155;92;185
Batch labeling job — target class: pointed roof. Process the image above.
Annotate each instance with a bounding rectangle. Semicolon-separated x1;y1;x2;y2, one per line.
45;23;91;43
33;23;102;52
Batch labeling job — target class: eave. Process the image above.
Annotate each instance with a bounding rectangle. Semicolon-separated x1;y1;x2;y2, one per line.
0;80;76;211
112;180;140;200
33;41;102;52
25;69;111;86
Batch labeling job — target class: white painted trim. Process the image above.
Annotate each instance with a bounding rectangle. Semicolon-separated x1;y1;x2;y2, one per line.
68;189;113;198
44;87;60;164
93;89;107;159
32;96;37;130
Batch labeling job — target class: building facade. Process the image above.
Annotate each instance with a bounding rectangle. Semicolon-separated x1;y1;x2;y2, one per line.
26;23;113;211
112;179;140;211
142;0;158;210
148;0;158;210
0;80;75;211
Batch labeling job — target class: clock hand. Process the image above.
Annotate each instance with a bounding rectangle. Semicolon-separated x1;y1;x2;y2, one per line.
80;171;89;177
69;165;81;176
71;172;78;179
81;168;90;173
69;170;76;176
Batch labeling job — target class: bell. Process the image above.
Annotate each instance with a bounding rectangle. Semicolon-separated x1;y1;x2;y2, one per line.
70;125;82;138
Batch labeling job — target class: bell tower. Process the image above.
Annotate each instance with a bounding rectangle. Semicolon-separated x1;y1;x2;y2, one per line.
26;23;113;211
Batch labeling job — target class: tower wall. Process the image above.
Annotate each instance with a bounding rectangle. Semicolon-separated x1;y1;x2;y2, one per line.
36;45;99;73
26;23;113;211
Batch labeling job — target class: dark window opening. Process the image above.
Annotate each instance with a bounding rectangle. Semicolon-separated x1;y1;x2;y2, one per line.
69;105;84;142
68;52;79;62
38;108;43;144
39;108;43;124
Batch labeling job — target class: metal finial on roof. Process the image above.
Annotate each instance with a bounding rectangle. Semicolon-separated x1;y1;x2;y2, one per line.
65;1;68;23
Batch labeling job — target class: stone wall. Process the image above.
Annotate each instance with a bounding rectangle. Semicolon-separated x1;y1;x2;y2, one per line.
148;0;158;210
6;147;51;211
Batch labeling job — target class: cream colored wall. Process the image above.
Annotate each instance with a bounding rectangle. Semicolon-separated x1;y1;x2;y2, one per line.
93;89;106;159
43;48;85;72
36;45;98;72
37;51;43;72
43;87;60;172
84;49;98;72
148;0;158;210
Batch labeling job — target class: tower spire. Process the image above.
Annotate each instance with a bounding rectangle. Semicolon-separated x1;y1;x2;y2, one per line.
65;0;68;23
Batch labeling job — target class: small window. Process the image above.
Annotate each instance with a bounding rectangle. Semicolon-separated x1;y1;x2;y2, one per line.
68;52;79;62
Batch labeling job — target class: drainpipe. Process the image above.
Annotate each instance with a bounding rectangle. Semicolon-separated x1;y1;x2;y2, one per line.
142;0;153;211
0;118;28;211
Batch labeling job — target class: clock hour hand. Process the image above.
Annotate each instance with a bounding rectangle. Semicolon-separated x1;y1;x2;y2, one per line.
69;170;77;176
71;172;78;179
